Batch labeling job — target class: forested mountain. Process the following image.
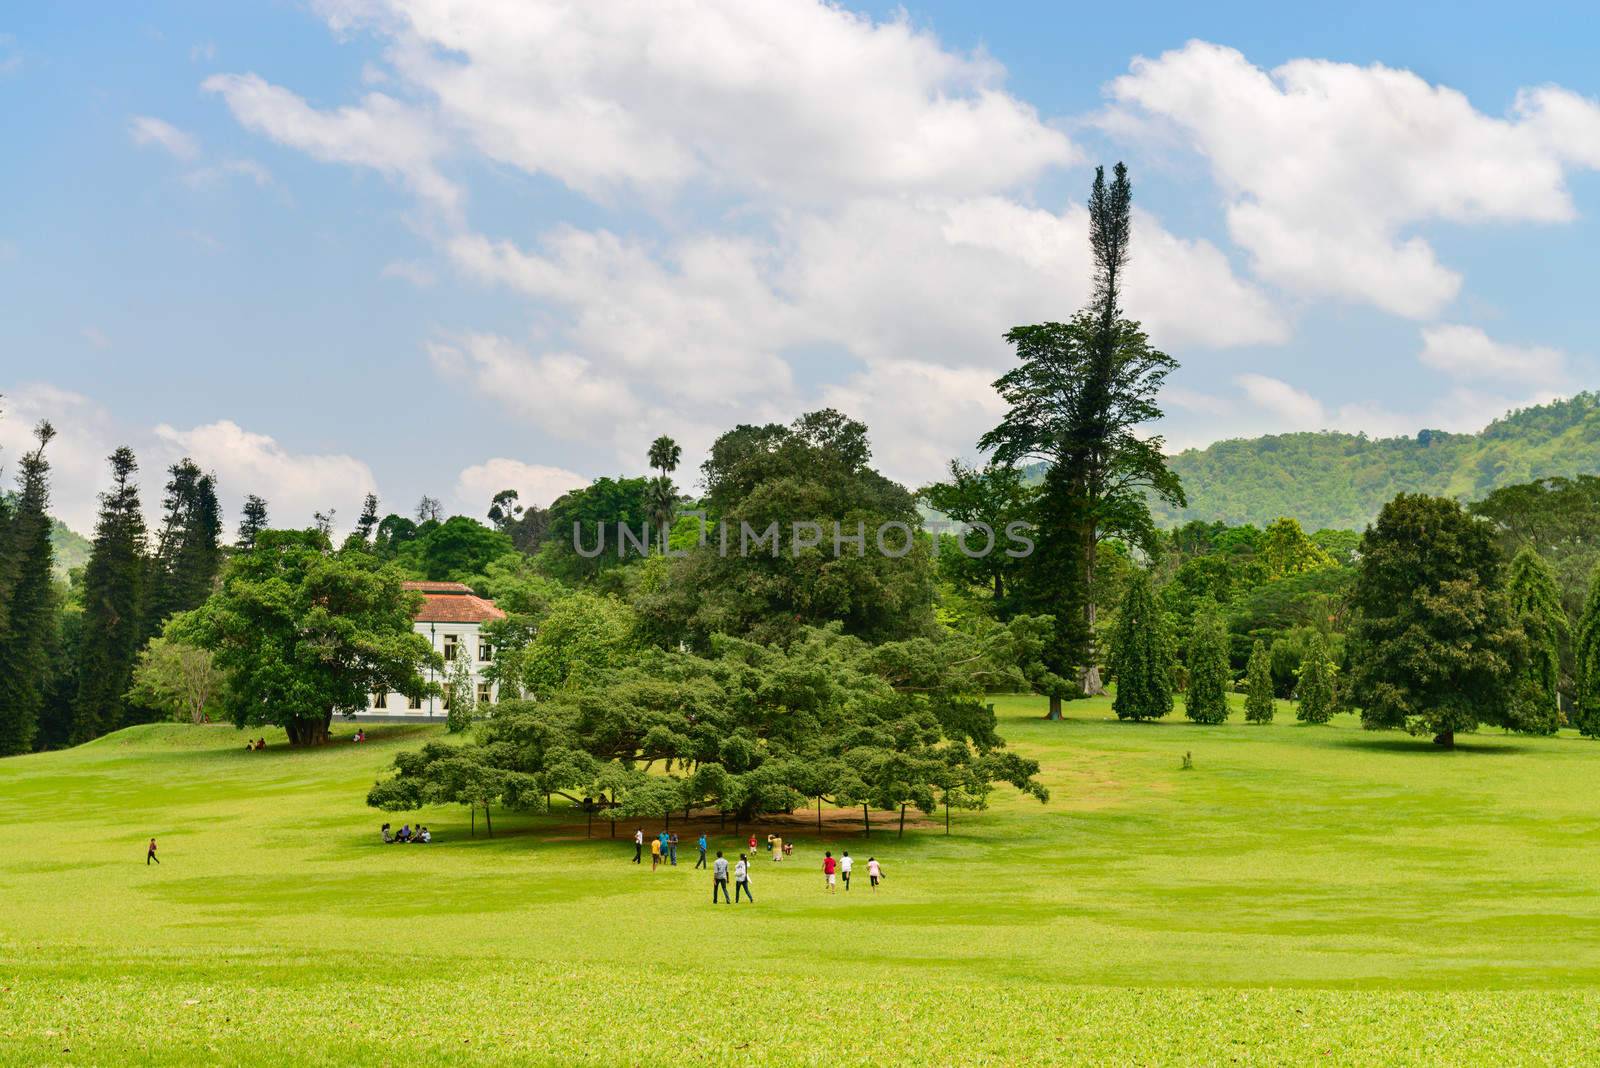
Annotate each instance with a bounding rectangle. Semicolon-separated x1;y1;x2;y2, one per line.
50;519;91;574
1151;393;1600;531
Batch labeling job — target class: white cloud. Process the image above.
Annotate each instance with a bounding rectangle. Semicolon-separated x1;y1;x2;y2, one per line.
1418;324;1567;385
1235;373;1326;428
202;72;460;211
129;115;200;161
153;420;378;532
182;158;273;189
190;41;216;63
1107;41;1600;318
820;359;1007;487
80;326;110;350
0;384;120;534
319;0;1074;202
453;458;588;517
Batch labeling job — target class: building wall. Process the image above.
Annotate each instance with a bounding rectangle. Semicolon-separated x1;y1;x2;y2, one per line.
360;619;499;718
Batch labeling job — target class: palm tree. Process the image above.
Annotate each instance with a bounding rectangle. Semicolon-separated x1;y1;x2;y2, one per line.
647;475;679;546
647;435;681;480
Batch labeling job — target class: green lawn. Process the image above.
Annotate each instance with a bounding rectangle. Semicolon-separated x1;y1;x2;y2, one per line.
4;697;1600;1065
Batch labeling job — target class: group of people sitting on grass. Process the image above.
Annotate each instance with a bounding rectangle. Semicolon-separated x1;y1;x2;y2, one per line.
244;737;266;751
381;823;430;844
352;729;367;743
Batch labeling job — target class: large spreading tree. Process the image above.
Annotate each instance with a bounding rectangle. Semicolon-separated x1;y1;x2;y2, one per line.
980;164;1185;714
1347;494;1521;747
180;529;438;745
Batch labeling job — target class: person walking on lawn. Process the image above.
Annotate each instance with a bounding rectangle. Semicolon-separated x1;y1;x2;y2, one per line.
146;838;159;865
633;828;643;864
712;851;730;903
651;835;662;871
696;833;709;869
668;832;679;866
735;854;753;902
822;850;837;893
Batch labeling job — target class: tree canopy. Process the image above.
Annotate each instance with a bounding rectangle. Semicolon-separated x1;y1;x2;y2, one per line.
179;530;438;745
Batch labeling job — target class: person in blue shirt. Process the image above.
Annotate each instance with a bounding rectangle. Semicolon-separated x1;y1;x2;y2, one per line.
695;833;709;869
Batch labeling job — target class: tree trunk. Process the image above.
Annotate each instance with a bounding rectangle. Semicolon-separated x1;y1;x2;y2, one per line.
471;805;476;837
286;713;333;746
898;803;907;838
863;804;870;838
817;796;822;833
945;799;950;836
1433;730;1455;748
1046;693;1062;720
485;805;493;837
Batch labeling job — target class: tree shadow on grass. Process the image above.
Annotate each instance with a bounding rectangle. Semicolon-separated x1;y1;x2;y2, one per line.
1328;735;1524;755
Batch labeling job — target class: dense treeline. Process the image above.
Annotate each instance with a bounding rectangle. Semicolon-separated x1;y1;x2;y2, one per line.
1152;393;1600;532
7;161;1600;798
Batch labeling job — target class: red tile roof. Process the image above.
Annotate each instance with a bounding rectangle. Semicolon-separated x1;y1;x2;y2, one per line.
402;581;506;624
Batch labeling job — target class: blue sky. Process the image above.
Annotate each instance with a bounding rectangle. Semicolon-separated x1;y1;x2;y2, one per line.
3;2;1599;533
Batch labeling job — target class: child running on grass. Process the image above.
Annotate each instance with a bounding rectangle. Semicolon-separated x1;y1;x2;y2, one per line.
840;851;852;891
867;856;883;890
823;851;836;893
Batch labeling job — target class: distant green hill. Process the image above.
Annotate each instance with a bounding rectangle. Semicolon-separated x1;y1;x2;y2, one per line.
1151;393;1600;532
50;518;92;575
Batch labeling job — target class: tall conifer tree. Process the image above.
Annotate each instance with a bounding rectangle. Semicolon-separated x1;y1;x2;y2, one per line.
1295;630;1337;725
1183;600;1231;724
1506;547;1566;734
72;447;148;743
982;164;1185;713
236;494;269;551
1108;570;1173;722
1244;639;1275;723
1573;563;1600;737
0;421;57;753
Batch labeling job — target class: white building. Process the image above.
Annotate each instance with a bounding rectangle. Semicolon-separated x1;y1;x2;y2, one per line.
361;581;506;720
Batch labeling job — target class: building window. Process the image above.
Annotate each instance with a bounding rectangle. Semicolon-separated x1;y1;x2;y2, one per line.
477;682;493;705
372;690;388;709
408;694;422;710
443;634;459;661
478;640;493;662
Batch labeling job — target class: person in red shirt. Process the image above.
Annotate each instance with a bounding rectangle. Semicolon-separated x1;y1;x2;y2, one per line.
822;850;837;893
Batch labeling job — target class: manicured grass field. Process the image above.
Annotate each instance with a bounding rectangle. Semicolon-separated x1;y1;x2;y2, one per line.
4;696;1600;1065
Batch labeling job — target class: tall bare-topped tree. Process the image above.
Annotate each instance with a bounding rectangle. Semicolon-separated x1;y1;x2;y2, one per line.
0;420;56;754
981;163;1185;715
72;447;149;742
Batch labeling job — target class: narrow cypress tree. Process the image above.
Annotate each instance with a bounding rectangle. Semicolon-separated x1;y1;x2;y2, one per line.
1244;639;1275;723
1506;547;1566;735
236;494;269;551
0;421;57;754
1574;563;1600;737
72;447;148;743
1183;600;1231;724
1108;571;1173;721
1295;630;1337;724
145;460;221;638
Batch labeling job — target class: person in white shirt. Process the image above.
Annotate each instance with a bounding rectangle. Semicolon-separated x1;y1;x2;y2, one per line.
840;851;853;891
735;854;754;902
633;827;643;864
